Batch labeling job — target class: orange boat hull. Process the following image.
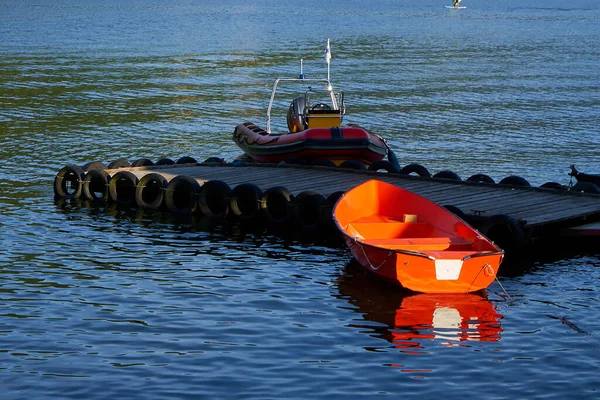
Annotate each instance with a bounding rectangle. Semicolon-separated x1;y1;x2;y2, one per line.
333;180;504;293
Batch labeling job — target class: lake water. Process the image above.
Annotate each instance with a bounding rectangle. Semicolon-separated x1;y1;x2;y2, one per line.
1;0;599;398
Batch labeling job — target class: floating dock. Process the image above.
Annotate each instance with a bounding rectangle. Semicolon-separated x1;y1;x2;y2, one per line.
54;160;600;256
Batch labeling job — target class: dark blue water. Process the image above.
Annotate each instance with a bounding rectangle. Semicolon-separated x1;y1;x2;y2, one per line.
1;0;599;398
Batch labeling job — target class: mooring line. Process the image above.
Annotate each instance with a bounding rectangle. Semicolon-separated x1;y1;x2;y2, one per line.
494;274;513;302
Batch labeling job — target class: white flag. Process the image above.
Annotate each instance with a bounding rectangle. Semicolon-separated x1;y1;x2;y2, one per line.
324;39;331;65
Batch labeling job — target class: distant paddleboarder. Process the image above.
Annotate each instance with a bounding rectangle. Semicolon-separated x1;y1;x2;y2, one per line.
446;0;465;9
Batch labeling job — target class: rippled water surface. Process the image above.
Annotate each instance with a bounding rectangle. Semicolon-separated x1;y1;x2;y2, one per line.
1;0;599;398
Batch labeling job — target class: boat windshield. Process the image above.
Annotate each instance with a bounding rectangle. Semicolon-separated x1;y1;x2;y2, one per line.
266;78;345;133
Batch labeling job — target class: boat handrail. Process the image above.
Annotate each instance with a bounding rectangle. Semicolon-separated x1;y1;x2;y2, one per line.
266;77;340;133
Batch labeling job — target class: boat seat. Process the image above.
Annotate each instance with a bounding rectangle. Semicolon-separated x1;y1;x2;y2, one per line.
362;237;474;251
306;109;342;129
363;237;453;251
347;221;435;239
351;215;405;223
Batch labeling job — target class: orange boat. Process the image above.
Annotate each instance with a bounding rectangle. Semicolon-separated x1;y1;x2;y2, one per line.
333;180;504;293
232;42;396;167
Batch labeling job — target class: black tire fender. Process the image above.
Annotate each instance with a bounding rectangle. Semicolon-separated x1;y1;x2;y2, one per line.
203;157;225;165
291;190;327;230
164;175;201;214
399;163;431;177
499;175;531;187
108;171;139;206
176;156;198;165
467;173;495;184
571;182;600;194
82;161;107;172
323;190;346;227
230;183;264;220
339;160;366;170
131;158;154;167
478;214;526;254
326;190;345;206
156;158;175;166
433;170;461;180
107;158;131;169
260;186;294;223
53;165;85;199
82;169;111;201
198;180;231;217
136;173;168;209
368;160;400;173
540;181;567;191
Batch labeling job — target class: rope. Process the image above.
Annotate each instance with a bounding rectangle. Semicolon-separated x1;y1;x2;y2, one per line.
465;264;486;293
494;274;512;302
354;237;393;271
465;263;511;300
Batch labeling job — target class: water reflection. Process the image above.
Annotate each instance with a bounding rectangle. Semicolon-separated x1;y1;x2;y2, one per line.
53;196;345;249
337;261;503;351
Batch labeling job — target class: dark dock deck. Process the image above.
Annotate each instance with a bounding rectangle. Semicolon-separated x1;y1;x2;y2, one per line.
55;161;600;255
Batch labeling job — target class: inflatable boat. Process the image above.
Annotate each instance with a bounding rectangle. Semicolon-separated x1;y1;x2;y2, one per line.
232;49;397;168
233;120;389;166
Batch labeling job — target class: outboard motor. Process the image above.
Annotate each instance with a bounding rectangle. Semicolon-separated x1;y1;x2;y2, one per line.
287;96;308;133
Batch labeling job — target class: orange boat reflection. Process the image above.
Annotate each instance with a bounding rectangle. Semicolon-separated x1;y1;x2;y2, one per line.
391;292;503;349
337;261;503;349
